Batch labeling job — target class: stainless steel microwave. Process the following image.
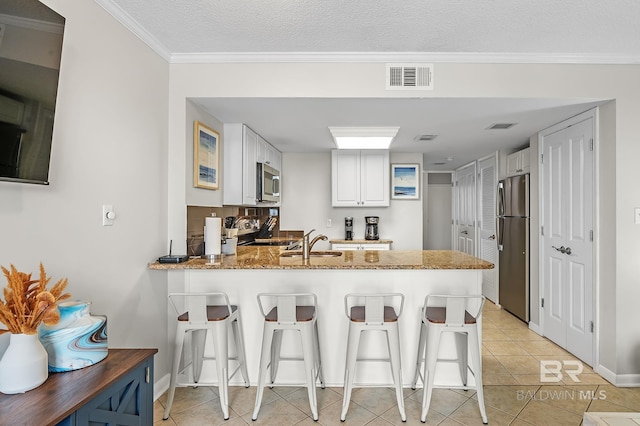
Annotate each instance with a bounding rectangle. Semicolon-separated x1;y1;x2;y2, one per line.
257;163;280;203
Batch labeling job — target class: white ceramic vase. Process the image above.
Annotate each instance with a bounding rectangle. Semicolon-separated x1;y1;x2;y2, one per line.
0;333;48;394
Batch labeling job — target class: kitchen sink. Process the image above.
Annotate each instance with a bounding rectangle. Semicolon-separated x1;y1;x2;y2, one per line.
279;251;343;258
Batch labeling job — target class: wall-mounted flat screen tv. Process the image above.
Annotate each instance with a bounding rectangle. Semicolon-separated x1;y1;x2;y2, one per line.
0;0;64;185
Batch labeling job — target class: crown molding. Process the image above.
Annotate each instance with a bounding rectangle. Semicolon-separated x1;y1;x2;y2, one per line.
94;0;171;62
169;51;640;65
0;13;63;34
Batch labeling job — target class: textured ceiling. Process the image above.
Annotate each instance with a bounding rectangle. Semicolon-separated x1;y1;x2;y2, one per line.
99;0;640;61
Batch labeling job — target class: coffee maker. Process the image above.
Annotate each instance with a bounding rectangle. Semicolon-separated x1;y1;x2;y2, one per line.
364;216;379;240
345;217;353;240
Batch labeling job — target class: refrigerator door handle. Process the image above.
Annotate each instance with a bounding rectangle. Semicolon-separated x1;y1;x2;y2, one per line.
497;182;505;217
496;217;504;251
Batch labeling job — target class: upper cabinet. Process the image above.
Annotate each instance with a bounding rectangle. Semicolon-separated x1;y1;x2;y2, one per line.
257;135;282;172
331;149;390;207
224;124;281;206
506;147;530;176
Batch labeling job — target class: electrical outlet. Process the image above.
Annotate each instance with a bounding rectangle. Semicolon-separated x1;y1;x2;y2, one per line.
327;218;332;228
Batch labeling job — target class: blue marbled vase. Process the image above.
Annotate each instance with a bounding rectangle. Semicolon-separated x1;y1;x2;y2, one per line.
39;300;108;372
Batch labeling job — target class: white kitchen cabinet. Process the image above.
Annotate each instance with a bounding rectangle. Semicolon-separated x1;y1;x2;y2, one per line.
506;147;530;176
331;149;389;207
332;243;391;250
257;135;282;172
224;124;282;206
223;123;258;205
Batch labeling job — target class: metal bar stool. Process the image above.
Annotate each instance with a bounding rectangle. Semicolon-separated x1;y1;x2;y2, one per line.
252;293;325;421
341;293;406;422
411;294;487;424
163;292;250;420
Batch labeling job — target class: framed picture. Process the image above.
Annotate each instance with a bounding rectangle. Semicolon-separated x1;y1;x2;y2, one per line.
391;164;420;199
193;121;220;190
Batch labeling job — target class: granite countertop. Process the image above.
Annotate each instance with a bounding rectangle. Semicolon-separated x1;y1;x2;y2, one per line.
148;246;493;270
329;239;393;244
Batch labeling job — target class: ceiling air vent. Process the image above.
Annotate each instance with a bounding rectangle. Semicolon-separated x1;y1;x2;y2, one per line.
386;63;433;90
487;123;517;130
415;134;438;142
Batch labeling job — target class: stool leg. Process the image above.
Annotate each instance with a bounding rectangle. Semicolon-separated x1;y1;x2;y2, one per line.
253;323;275;421
421;327;441;423
387;325;406;422
191;329;207;383
412;320;427;390
301;324;319;421
270;329;284;385
314;320;325;388
454;331;469;386
163;328;186;420
210;321;230;420
340;323;360;421
468;329;488;424
231;314;250;387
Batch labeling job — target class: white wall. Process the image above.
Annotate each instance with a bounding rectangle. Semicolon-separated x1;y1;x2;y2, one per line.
279;152;423;250
0;0;171;377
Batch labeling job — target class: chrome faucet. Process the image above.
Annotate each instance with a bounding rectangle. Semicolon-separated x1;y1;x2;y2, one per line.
302;229;328;260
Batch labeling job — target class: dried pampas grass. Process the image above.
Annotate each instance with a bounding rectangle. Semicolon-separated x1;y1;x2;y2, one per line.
0;263;71;335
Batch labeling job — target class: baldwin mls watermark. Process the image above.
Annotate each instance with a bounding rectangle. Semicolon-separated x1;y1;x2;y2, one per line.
515;359;607;401
540;360;583;383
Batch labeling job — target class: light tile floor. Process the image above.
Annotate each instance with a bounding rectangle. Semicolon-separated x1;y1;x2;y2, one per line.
154;301;640;425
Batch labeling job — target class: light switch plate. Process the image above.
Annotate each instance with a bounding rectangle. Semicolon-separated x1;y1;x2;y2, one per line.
635;208;640;225
103;204;114;226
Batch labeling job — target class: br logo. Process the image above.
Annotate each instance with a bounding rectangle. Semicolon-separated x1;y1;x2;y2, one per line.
540;360;584;382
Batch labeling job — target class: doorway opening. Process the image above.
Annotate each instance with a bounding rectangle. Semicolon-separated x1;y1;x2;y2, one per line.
423;171;453;249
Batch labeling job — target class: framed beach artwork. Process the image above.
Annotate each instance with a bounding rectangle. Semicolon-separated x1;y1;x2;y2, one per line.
193;121;220;190
391;164;420;199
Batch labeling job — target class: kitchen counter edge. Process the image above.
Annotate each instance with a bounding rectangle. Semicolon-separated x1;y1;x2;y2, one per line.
148;247;493;270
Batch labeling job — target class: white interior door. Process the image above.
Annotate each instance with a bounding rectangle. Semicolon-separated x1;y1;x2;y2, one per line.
478;155;498;303
454;163;476;255
541;114;594;366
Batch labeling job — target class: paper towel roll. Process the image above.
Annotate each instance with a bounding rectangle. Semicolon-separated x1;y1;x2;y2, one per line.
204;217;222;255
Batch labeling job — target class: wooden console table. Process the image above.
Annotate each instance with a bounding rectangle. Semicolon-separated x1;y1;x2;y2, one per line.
0;348;157;426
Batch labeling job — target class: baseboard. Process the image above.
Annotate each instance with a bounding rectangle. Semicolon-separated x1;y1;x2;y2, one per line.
597;364;640;387
528;321;542;335
154;373;170;401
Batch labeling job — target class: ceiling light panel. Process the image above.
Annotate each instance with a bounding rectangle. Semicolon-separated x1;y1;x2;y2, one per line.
329;127;399;149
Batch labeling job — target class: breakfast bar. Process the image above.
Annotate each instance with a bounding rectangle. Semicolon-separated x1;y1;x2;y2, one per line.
150;247;493;387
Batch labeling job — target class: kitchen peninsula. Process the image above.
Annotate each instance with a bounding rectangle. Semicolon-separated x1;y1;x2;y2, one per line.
150;247;493;386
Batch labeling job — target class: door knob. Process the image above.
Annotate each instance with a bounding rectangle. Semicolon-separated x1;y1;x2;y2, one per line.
489;235;496;240
552;245;572;255
461;230;468;235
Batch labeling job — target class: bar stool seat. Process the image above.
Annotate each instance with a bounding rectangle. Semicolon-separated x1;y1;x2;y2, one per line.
341;293;406;422
164;292;250;421
411;294;487;424
253;293;325;421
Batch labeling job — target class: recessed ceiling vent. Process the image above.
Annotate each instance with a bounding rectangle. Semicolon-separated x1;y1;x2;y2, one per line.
487;123;517;130
386;63;433;90
415;134;438;142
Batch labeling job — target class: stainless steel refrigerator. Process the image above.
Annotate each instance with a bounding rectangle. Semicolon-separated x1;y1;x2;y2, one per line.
497;174;530;322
